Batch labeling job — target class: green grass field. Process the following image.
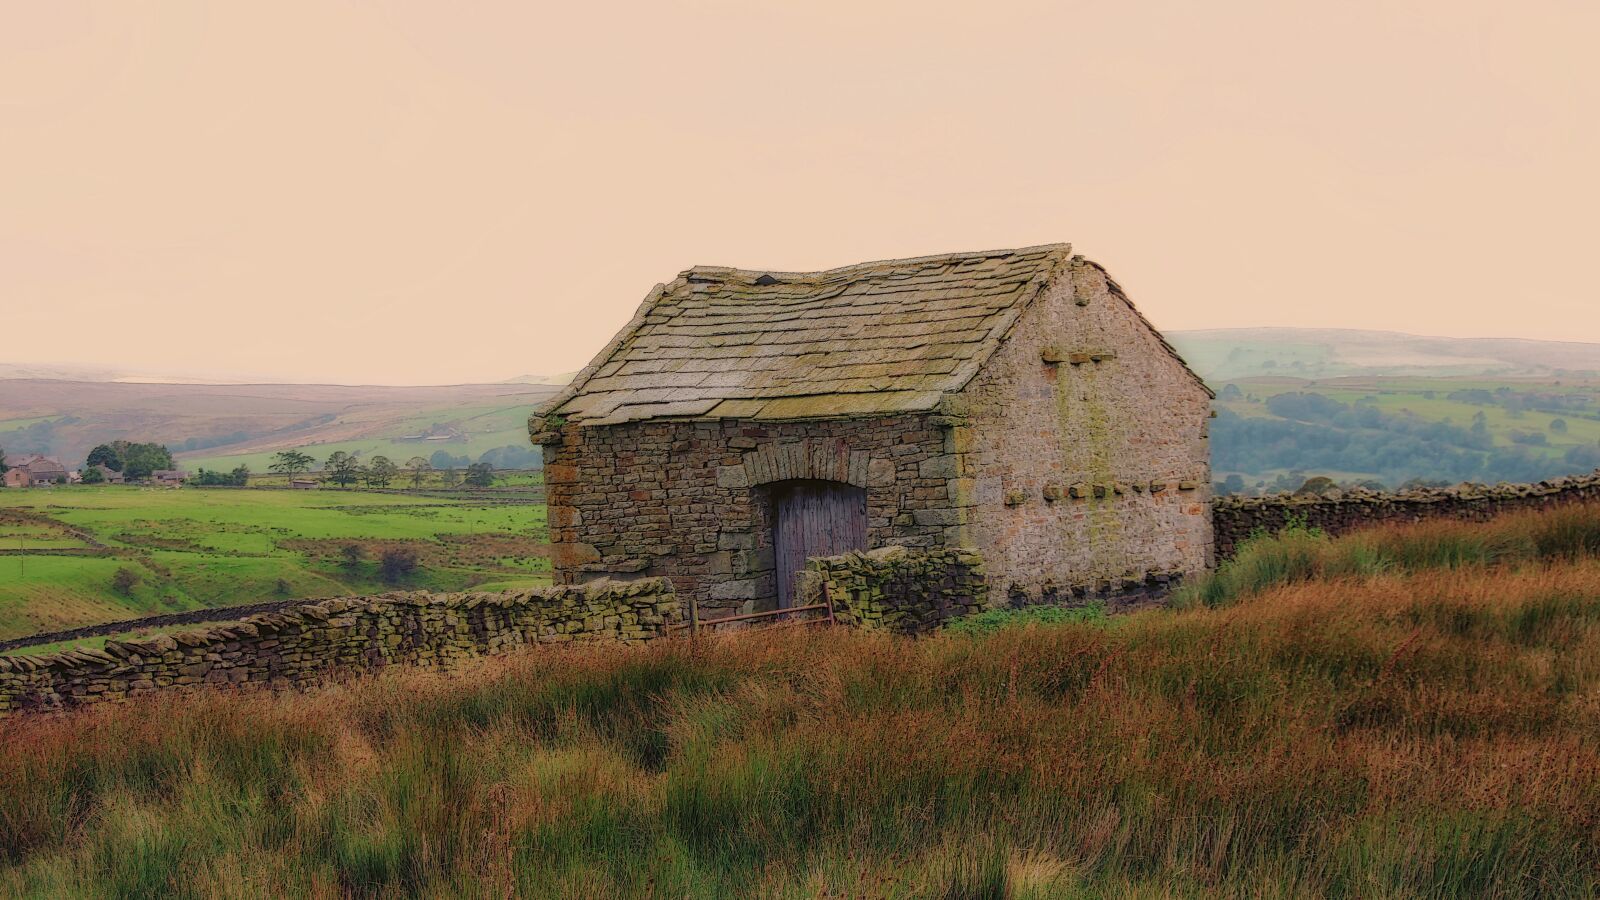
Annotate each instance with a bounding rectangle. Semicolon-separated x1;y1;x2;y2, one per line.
0;487;549;642
1220;375;1600;454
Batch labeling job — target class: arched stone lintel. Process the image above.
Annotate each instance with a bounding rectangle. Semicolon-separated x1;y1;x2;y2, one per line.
741;439;871;489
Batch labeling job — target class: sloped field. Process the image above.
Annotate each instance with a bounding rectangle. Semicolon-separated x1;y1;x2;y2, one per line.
3;510;1599;896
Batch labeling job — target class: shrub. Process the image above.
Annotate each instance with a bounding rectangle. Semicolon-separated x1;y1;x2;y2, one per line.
339;544;365;569
110;567;139;596
379;547;419;584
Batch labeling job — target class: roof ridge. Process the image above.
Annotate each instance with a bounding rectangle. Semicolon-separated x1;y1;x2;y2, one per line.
678;243;1072;283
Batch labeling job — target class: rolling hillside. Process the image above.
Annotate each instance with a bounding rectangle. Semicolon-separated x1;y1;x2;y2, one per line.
7;328;1600;487
0;380;559;471
1155;329;1600;489
1168;328;1600;381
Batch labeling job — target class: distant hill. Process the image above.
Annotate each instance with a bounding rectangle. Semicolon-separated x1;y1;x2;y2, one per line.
0;380;558;471
1168;330;1600;490
501;372;577;386
1169;328;1600;382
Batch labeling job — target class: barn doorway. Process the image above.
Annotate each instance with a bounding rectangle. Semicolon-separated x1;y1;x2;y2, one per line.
772;479;868;609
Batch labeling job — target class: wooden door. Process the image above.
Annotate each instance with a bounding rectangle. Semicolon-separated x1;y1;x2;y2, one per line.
773;480;867;609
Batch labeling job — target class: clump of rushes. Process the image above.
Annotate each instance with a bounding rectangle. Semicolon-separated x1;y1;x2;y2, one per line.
5;507;1600;895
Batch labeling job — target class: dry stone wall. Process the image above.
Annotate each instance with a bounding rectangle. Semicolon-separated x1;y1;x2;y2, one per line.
0;580;679;718
1213;472;1600;558
802;546;989;634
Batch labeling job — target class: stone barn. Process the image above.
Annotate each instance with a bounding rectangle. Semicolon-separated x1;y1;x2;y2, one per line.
531;243;1213;618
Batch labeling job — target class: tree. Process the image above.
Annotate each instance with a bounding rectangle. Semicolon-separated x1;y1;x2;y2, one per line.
86;443;122;472
86;441;173;480
379;546;419;583
0;448;7;476
405;456;433;488
1295;475;1338;496
229;464;251;486
1469;412;1492;449
365;455;398;489
81;465;106;485
1551;418;1569;434
111;567;140;596
464;462;495;487
269;450;314;479
325;451;361;488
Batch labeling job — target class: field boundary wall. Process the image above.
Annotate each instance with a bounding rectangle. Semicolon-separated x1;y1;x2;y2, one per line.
1213;472;1600;558
0;580;678;717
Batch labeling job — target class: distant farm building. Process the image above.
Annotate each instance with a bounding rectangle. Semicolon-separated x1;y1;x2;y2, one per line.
289;478;320;490
532;244;1213;617
2;455;69;488
150;470;189;486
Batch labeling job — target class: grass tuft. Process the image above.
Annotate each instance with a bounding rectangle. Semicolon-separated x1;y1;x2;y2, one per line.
944;601;1108;636
1178;502;1600;608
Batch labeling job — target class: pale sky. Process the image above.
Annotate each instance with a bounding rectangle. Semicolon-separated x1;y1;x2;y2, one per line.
4;1;1597;385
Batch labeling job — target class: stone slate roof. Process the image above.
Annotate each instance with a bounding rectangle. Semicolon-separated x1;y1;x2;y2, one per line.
10;456;66;476
542;243;1195;426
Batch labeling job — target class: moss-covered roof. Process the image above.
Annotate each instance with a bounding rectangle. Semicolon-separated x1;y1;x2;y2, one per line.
542;244;1101;425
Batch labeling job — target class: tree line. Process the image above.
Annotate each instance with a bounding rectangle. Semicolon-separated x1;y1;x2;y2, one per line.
268;450;497;488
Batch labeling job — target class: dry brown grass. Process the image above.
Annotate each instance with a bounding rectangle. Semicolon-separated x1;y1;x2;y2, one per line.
4;510;1600;897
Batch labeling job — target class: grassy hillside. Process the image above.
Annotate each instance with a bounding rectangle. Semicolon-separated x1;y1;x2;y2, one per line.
4;507;1600;896
1210;373;1600;489
1164;329;1600;488
0;487;548;641
1170;327;1600;380
0;380;557;471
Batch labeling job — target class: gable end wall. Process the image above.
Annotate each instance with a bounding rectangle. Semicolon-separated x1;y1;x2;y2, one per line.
955;256;1213;600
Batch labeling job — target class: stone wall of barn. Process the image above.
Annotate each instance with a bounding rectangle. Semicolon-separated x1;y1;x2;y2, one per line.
954;256;1214;603
540;416;972;616
0;581;679;718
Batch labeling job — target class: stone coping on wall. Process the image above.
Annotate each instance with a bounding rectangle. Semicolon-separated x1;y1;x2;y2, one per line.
1214;471;1600;513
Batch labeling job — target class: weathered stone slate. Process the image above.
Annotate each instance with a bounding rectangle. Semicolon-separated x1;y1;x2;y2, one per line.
538;245;1077;425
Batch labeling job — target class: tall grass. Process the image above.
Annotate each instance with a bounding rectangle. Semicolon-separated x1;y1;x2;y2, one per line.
1178;502;1600;608
4;512;1600;895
